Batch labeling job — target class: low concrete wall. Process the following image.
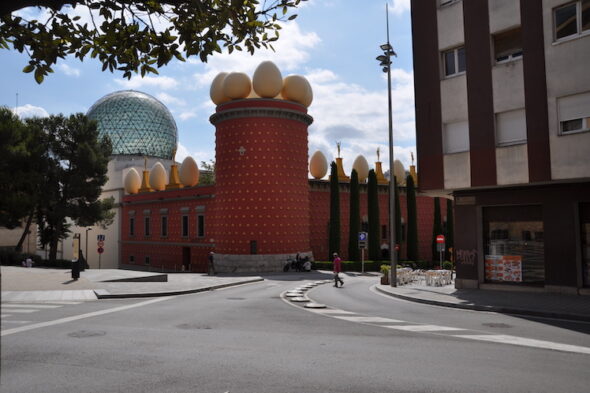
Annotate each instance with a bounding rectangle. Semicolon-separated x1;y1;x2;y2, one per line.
215;252;313;273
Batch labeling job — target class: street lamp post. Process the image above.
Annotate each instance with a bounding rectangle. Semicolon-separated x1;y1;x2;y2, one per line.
376;4;397;287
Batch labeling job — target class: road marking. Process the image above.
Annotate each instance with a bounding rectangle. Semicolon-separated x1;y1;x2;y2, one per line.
2;304;62;309
2;309;38;313
310;309;357;315
1;320;31;324
384;324;466;332
1;314;12;318
453;334;590;355
334;316;404;323
1;296;175;337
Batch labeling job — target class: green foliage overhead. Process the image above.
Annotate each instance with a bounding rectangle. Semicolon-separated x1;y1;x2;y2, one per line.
367;169;380;262
406;173;418;262
328;161;340;258
348;169;360;262
0;0;306;83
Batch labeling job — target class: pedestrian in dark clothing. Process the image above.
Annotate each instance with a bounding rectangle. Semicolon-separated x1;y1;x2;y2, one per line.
78;250;89;271
71;259;80;280
208;252;216;275
333;253;344;287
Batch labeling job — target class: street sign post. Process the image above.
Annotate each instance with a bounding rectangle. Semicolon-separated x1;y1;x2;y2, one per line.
436;234;445;269
97;234;105;269
358;232;368;273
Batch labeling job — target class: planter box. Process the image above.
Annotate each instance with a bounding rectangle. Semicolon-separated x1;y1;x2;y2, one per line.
380;276;389;285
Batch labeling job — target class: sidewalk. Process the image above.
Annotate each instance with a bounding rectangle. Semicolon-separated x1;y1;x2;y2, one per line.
1;266;263;301
376;282;590;322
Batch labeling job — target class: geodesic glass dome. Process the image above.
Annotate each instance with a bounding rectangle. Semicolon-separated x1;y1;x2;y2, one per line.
87;90;178;159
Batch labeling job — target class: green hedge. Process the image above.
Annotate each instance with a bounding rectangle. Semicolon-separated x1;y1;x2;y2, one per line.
312;260;382;272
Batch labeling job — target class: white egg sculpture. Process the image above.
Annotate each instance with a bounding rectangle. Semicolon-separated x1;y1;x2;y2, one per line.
124;168;141;194
223;72;252;100
281;75;313;107
352;155;370;183
309;150;328;179
252;61;283;98
393;159;406;185
210;72;230;105
149;162;167;191
179;156;200;187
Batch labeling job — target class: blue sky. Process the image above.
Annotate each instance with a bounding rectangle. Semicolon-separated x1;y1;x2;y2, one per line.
0;0;416;175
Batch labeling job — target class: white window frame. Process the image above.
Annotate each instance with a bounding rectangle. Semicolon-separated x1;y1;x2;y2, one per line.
560;117;590;135
554;0;590;42
557;92;590;136
442;46;466;78
439;0;460;7
493;28;523;64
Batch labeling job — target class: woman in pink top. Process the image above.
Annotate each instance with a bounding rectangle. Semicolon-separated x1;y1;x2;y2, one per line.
332;253;344;287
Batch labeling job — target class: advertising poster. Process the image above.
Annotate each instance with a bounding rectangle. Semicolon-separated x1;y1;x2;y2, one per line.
485;255;522;282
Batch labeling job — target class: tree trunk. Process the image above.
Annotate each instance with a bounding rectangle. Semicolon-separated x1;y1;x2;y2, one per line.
15;211;34;252
49;229;60;262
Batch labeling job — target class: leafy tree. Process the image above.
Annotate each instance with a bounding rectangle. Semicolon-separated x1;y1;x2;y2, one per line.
394;176;402;260
200;159;215;185
367;169;380;261
0;107;48;250
445;198;454;262
0;0;306;83
406;173;418;262
347;169;360;262
328;161;340;258
431;197;442;263
29;113;114;261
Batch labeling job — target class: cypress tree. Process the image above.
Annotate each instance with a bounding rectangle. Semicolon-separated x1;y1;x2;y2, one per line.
348;169;360;262
367;169;381;261
394;176;402;260
431;197;442;263
445;198;454;262
328;161;340;258
406;174;418;262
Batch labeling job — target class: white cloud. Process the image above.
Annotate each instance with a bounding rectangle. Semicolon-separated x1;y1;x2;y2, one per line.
191;21;321;88
114;75;179;90
58;63;81;77
389;0;411;16
306;66;415;175
156;92;186;106
179;111;198;121
13;104;49;118
175;143;215;168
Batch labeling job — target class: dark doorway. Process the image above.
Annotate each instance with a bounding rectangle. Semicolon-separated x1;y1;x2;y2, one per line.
182;247;191;272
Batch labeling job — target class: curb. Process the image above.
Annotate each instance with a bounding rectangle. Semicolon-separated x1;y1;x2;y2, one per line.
374;285;590;323
93;278;265;299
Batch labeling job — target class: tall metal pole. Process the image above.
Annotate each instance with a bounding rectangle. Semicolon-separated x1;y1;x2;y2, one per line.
385;4;397;287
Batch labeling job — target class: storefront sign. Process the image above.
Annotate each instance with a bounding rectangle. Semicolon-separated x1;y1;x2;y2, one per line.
485;255;522;282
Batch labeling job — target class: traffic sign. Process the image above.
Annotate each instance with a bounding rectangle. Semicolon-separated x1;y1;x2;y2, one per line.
436;234;445;244
358;232;368;249
97;234;105;241
97;241;105;247
395;244;400;251
97;247;104;254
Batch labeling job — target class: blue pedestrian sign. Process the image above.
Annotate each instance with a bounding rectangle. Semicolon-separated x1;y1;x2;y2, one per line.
97;234;106;241
358;232;368;249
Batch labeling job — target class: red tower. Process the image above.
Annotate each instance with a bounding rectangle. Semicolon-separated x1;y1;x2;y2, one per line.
210;98;313;271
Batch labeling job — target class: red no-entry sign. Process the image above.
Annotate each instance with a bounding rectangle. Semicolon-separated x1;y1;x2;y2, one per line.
97;247;104;254
436;235;445;244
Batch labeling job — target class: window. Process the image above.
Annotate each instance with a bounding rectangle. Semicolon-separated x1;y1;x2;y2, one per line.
495;109;527;146
145;256;150;265
129;255;134;263
144;217;150;236
197;215;205;238
554;0;590;41
182;215;189;237
440;0;460;6
443;46;466;77
493;27;523;63
443;120;470;153
558;92;590;135
129;217;135;236
161;216;168;237
483;206;545;285
381;225;387;240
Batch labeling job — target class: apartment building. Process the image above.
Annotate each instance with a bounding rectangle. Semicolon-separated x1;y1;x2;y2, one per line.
411;0;590;293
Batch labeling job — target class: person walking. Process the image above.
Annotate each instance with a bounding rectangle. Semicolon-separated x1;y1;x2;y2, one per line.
332;252;344;287
208;251;216;275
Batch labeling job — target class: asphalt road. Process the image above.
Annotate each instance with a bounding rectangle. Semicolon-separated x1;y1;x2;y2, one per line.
2;272;589;393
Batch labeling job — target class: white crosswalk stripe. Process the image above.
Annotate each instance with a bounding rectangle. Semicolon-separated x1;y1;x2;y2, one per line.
2;309;38;313
3;304;62;309
282;283;590;355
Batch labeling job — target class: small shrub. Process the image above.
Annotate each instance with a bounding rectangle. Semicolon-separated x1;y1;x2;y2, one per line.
380;264;390;275
442;260;453;270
